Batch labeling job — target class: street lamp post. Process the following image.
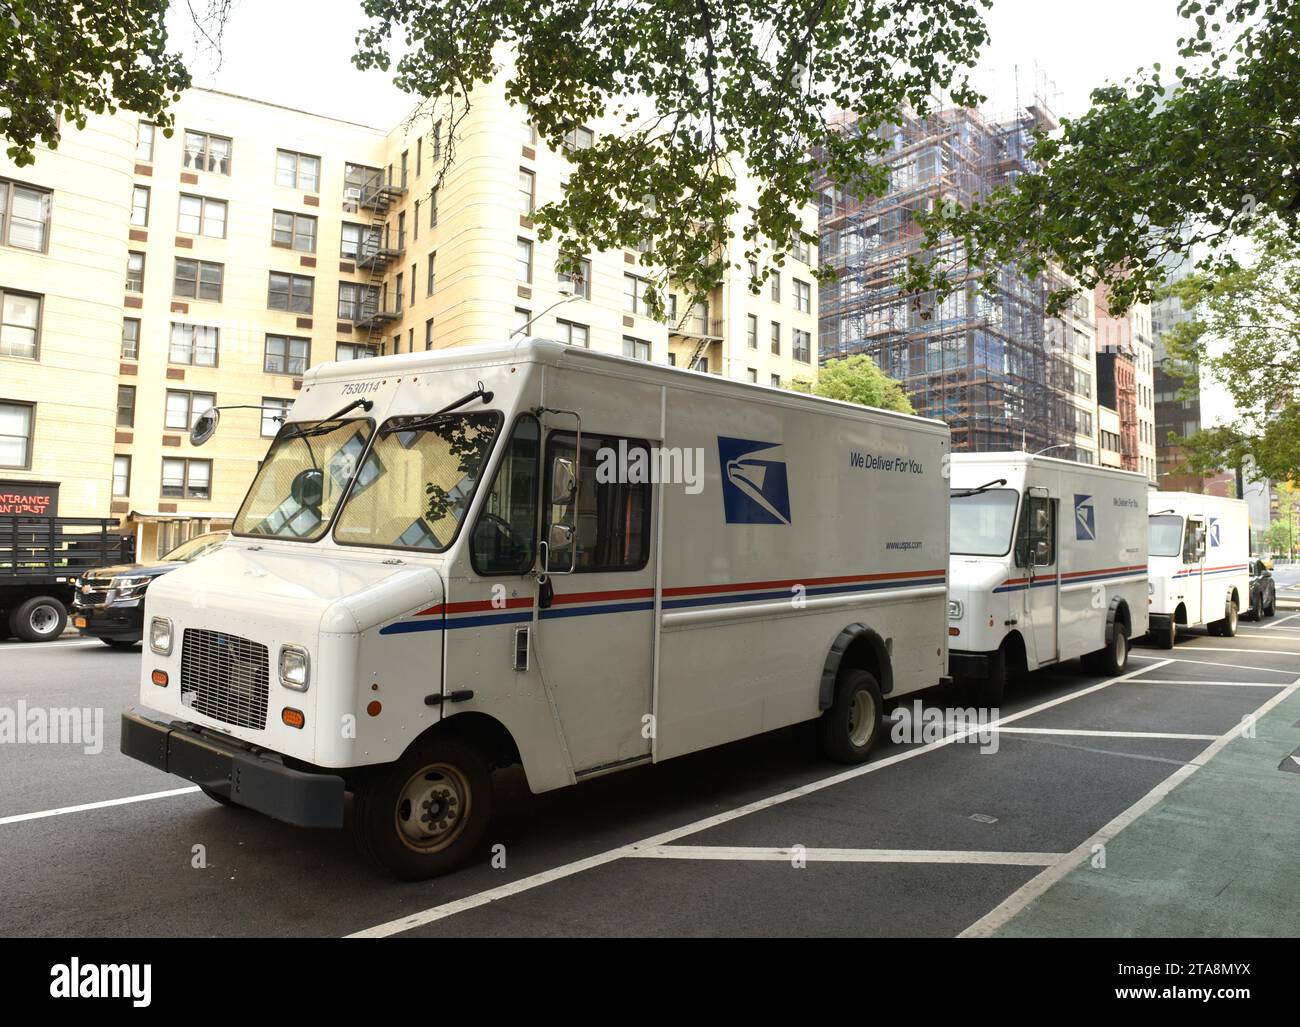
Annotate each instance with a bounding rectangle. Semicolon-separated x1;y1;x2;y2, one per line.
509;283;577;339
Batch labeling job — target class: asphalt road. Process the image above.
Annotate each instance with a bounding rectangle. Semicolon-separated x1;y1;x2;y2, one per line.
2;607;1298;938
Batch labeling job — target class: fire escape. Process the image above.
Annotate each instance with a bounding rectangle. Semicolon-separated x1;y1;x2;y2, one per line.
351;169;406;352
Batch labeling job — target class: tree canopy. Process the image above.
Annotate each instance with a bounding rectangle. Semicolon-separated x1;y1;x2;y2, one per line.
788;353;914;413
903;0;1300;317
354;0;991;312
0;0;191;167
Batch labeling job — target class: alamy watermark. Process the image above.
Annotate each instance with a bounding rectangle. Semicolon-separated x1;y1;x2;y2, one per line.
0;702;103;755
596;440;704;494
889;700;999;754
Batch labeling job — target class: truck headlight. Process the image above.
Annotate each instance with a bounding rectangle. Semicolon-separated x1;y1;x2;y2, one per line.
948;600;963;619
278;645;311;691
149;616;173;655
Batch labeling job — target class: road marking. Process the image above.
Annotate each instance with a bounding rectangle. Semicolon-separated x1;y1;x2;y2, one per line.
959;674;1300;938
1176;645;1300;657
629;845;1063;866
1132;654;1296;676
0;786;201;827
1260;612;1300;629
347;658;1173;939
1122;678;1287;689
0;639;102;652
994;727;1218;740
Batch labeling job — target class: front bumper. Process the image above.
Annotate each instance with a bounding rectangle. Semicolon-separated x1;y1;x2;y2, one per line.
949;650;991;679
1149;612;1173;631
72;601;144;641
120;711;344;828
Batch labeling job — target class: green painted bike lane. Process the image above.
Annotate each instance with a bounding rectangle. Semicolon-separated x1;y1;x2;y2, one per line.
994;684;1300;937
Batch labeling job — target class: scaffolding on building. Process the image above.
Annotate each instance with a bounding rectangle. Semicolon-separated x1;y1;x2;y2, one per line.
816;101;1076;454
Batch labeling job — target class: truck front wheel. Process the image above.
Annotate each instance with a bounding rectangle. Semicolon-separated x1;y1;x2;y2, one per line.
817;669;884;764
1212;598;1239;637
350;737;493;880
10;596;67;643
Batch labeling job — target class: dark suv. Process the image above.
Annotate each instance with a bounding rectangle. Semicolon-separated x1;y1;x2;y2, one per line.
72;532;227;647
1246;557;1277;620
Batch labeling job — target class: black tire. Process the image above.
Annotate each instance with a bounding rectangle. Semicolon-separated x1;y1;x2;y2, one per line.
1097;624;1129;676
1156;620;1177;649
973;645;1007;707
1247;593;1262;622
1264;591;1276;618
1212;598;1239;637
100;637;139;649
350;736;492;880
817;669;884;764
9;596;67;643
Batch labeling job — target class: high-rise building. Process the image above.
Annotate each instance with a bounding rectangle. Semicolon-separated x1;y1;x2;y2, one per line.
0;85;816;558
816;101;1091;456
1094;284;1157;482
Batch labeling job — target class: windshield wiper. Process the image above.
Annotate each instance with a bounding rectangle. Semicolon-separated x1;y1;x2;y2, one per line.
379;382;494;437
280;398;375;441
951;477;1007;499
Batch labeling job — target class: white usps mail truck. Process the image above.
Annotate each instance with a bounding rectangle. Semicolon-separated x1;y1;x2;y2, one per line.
947;453;1149;704
121;339;951;878
1147;491;1251;648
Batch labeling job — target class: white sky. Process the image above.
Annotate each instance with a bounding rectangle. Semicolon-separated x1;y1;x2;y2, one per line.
168;0;1195;128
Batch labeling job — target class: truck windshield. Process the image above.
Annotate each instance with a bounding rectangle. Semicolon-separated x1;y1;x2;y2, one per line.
232;418;374;541
950;488;1019;556
334;412;500;551
1148;514;1184;557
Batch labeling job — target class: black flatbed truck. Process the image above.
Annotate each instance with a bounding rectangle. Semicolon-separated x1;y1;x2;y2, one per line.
0;515;131;642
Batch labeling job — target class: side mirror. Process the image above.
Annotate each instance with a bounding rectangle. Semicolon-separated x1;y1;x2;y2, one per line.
551;456;577;505
291;468;324;509
191;408;219;446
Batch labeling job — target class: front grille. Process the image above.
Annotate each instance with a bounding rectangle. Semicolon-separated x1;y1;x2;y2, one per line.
75;578;113;607
179;629;270;730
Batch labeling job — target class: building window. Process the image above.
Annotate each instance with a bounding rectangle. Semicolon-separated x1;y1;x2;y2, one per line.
168;323;219;366
623;274;647;315
794;279;811;313
343;162;382;202
793;328;811;363
268;272;313;313
341;223;366;260
430;187;438;228
0;180;52;251
415;138;422;178
113;455;131;497
400;150;409;190
516;238;533;283
131;185;150;227
771;374;781;388
514;307;532;334
182;130;232;175
338;282;378;321
336;341;377;361
261;397;291;437
747;368;758;383
165;390;215;431
792;238;811;264
272;210;316;251
276;149;320;192
425;318;434;350
770;273;780;302
0;289;40;360
121;318;140;360
161;457;212;499
0;400;34;468
427;252;436;295
136;122;155;162
519;168;535;215
177;194;227;238
522;121;536;145
414;201;420;241
746;314;758;349
556;319;589;347
558;258;591;299
431;120;442;161
126;252;145;292
116;386;135;427
770;321;780;355
563;125;594;152
394;272;404;313
264;334;310;375
173;258;223;301
622;336;650;360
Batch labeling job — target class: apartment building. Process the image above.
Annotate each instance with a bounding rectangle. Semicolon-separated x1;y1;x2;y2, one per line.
1094;283;1157;482
1;85;816;559
1045;268;1099;464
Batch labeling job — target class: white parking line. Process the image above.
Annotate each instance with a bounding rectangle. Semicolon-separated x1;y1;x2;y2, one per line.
630;846;1063;866
1121;679;1287;689
0;786;201;827
0;639;101;652
1131;654;1296;676
959;674;1300;938
994;727;1217;741
1260;612;1300;629
346;658;1173;939
1175;645;1300;657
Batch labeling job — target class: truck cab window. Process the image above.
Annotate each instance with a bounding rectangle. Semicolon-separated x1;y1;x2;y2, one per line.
545;432;651;573
471;415;539;574
1014;495;1055;568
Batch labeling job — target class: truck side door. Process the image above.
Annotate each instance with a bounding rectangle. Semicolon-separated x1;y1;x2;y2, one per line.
1183;516;1206;623
1014;492;1059;667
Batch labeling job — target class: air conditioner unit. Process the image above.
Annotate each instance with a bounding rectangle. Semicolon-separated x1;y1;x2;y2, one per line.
344;187;362;201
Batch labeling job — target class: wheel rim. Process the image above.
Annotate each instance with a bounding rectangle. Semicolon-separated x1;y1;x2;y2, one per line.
1114;631;1127;667
846;689;876;748
1229;603;1237;631
30;605;59;635
394;762;471;854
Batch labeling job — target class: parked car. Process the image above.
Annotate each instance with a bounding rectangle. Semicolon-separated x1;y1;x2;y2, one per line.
72;532;227;647
1246;556;1277;620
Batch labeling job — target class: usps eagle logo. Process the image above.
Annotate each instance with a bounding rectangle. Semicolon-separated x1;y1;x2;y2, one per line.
1074;494;1096;541
717;436;792;525
1209;517;1220;547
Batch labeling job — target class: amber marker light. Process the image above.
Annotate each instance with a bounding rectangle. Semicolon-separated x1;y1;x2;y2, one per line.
151;670;168;687
948;627;960;637
282;708;305;729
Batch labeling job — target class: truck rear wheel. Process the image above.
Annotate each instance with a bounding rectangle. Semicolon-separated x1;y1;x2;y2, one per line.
1156;620;1177;649
973;646;1007;707
1097;624;1129;676
9;596;67;643
1212;598;1239;637
350;737;493;880
817;669;883;764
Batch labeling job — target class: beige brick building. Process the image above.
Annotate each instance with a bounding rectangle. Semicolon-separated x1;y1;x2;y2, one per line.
0;85;817;558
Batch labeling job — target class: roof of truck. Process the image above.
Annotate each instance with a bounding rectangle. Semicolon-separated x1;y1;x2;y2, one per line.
304;336;952;435
951;450;1149;481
